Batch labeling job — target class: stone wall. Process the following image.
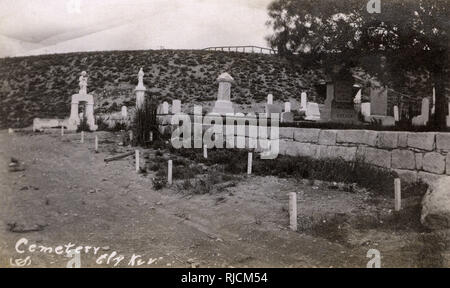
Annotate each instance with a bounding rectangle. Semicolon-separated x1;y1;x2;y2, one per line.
274;128;450;184
158;115;450;184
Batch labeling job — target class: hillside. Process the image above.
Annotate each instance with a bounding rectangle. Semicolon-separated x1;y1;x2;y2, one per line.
0;50;323;129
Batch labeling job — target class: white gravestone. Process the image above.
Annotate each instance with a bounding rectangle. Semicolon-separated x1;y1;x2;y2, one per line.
300;92;308;111
284;102;291;113
305;102;321;121
135;68;146;109
172;100;181;114
67;71;97;131
412;98;430;126
211;73;235;115
394;105;399;122
447;102;450;127
267;94;273;105
162;102;169;114
121;106;128;118
361;103;371;117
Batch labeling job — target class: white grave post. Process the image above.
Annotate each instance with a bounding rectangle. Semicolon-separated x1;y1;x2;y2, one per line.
121;106;128;119
394;178;401;211
289;192;297;231
95;135;98;153
394;105;399;122
168;160;173;185
81;131;84;143
267;94;273;105
162;102;169;114
300;92;307;111
135;150;140;173
135;68;146;109
361;103;371;117
284;102;291;113
61;126;64;136
247;152;253;175
203;145;208;159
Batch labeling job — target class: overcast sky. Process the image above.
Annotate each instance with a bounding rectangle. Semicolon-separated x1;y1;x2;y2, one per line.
0;0;273;57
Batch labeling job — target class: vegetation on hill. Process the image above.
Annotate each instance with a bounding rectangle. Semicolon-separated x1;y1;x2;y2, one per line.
0;50;322;129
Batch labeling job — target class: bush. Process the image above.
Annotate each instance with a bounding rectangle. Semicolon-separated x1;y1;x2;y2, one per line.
132;98;159;147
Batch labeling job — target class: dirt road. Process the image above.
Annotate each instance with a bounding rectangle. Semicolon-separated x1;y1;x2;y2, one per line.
0;130;445;268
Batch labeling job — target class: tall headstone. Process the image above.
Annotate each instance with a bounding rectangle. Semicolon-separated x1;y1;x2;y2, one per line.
162;102;169;114
67;71;97;131
412;98;430;126
394;105;399;122
267;94;273;105
211;73;235;115
172;100;181;114
323;79;358;123
447;102;450;127
370;86;388;116
135;68;146;109
300;92;307;111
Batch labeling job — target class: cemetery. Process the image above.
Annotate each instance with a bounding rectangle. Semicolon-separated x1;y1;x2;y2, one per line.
1;53;449;268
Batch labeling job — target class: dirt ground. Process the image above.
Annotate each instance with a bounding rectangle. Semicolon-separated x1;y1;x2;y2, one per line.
0;130;448;268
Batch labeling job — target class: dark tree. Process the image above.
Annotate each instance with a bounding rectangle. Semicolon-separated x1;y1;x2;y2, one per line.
267;0;449;128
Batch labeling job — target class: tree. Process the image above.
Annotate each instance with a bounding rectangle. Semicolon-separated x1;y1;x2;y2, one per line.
267;0;449;128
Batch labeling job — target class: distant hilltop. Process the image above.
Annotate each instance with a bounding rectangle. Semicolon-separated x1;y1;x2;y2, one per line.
0;49;322;129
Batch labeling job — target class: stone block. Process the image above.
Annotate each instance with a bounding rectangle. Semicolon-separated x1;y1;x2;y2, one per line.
279;127;294;140
423;152;446;174
391;149;416;170
407;132;435;151
293;128;320;143
398;132;408;148
394;169;418;183
318;130;337;145
377;131;398;149
364;147;391;168
327;146;357;162
336;130;366;144
436;133;450;151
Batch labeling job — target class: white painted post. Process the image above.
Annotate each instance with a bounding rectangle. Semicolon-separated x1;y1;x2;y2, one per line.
203;145;208;159
394;105;399;122
289;192;297;231
95;136;98;153
61;126;64;136
394;178;401;211
81;131;84;143
129;131;133;142
247;152;253;175
168;160;173;185
135;150;140;173
150;131;153;142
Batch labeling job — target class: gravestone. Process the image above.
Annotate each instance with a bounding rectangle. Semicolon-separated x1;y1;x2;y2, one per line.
135;68;146;109
412;98;430;126
211;73;235;115
323;80;358;123
267;94;273;105
121;106;128;118
67;71;97;131
162;102;169;114
305;102;321;121
284;102;291;112
281;112;294;123
447;102;450;127
370;86;388;116
172;100;181;114
300;92;307;111
361;103;371;117
394;105;399;122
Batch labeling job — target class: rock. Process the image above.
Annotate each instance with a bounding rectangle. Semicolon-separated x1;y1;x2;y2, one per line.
421;177;450;230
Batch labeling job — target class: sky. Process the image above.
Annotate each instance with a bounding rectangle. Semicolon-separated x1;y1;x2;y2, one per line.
0;0;274;57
